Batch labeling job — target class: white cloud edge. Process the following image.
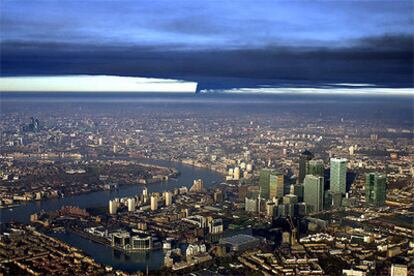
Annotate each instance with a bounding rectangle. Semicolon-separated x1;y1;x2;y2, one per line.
1;76;412;95
327;83;379;87
200;87;414;96
0;75;198;93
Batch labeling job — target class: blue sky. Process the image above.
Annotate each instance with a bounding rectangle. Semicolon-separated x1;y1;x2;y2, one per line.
2;0;412;48
1;0;413;88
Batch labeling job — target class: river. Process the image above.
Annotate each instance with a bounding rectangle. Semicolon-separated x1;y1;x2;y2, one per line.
0;158;223;272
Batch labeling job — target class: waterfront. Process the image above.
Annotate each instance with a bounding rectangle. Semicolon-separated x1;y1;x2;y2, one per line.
0;158;223;272
50;231;165;272
49;227;253;273
0;158;223;224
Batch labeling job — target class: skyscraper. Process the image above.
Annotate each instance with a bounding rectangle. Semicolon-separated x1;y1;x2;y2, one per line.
283;194;298;205
308;159;324;177
365;172;387;207
150;195;158;211
330;158;347;194
324;191;333;210
127;198;136;212
164;191;173;206
213;190;224;203
233;167;241;180
331;191;343;208
266;201;276;217
290;184;304;202
109;199;118;214
245;197;258;212
238;185;248;201
304;175;324;213
190;179;204;192
142;187;149;203
259;169;271;199
299;150;314;183
269;172;284;200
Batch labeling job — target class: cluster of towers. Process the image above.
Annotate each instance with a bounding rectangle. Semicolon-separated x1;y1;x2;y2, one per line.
23;117;40;132
247;150;387;217
299;151;387;211
226;161;254;181
109;187;174;215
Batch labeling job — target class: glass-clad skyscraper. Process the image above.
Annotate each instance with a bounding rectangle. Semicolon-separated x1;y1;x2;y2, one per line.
304;175;324;213
330;158;347;194
308;159;324;177
259;169;271;199
260;169;284;200
365;172;387;207
269;172;284;200
299;150;314;183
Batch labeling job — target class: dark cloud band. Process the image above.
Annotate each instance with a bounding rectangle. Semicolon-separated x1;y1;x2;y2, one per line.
1;34;412;88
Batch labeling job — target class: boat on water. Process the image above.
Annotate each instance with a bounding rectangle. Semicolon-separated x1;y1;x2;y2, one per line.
0;204;22;210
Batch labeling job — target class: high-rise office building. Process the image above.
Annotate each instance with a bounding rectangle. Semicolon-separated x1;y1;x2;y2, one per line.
331;191;343;208
330;158;347;194
245;197;258;212
324;191;333;210
142;187;149;203
233;167;241;180
127;198;135;212
127;198;136;212
290;184;304;202
299;150;314;183
283;194;298;205
259;169;271;199
109;200;118;214
269;172;284;200
238;185;248;201
365;172;387;207
150;195;158;211
164;191;173;206
277;204;288;217
304;175;324;213
213;190;224;203
297;202;307;216
266;201;276;217
308;159;324;177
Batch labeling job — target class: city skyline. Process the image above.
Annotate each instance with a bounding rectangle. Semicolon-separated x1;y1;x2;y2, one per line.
0;1;413;275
